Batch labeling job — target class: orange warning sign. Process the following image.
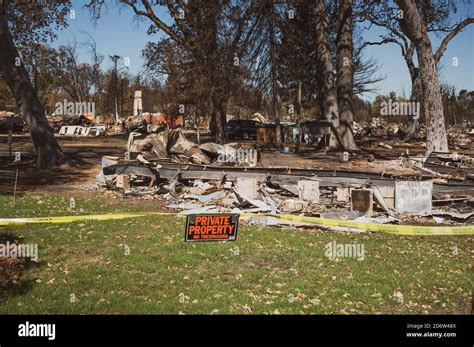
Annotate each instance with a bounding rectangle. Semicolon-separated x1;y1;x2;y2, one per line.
185;214;239;242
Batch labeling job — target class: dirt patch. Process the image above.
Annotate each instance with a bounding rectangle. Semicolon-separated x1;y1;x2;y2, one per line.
0;257;24;290
0;134;127;194
0;235;26;292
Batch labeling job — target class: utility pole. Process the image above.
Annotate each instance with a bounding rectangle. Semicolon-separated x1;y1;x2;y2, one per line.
109;55;121;122
120;73;125;118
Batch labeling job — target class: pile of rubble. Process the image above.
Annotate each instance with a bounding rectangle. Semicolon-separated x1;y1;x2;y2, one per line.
123;128;258;166
52;114;112;137
353;117;431;143
96;158;474;226
124;114;147;133
94;125;474;228
58;124;106;137
164;178;326;215
447;125;473;150
403;151;474;182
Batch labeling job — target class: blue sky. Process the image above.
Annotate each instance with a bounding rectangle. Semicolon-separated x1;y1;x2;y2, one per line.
51;1;473;101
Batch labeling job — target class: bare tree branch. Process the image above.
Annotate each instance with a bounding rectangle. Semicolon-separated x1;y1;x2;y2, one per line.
120;0;186;46
434;17;474;62
355;38;405;57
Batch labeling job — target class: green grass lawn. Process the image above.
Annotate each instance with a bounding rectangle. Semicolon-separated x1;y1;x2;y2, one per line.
0;193;472;314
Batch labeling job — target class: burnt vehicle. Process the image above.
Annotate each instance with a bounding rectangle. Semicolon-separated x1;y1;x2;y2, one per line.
226;119;258;140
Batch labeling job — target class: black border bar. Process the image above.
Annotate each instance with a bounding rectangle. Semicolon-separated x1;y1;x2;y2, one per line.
0;314;472;345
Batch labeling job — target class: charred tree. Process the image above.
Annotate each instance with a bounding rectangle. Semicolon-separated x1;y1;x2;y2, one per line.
0;1;64;168
360;1;473;143
315;0;340;149
336;0;356;150
269;1;281;144
395;0;448;153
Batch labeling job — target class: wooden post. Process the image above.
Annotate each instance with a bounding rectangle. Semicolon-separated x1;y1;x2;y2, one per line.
295;82;302;153
13;168;18;206
7;128;12;158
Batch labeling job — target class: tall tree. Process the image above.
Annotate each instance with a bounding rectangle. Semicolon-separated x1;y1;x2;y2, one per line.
246;0;283;142
22;43;59;113
394;0;449;153
276;2;319;110
315;0;340;148
53;35;104;107
336;0;356;149
0;0;69;168
268;1;281;143
275;1;382;115
360;0;473;140
88;0;259;143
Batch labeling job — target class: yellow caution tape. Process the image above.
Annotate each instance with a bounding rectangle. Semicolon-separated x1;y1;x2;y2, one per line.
0;212;472;236
0;212;169;226
270;214;474;236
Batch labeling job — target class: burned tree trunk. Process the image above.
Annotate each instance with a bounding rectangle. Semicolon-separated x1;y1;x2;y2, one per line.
395;0;449;153
269;1;281;145
210;95;228;144
405;72;423;140
405;16;473;141
403;43;423;141
209;95;227;143
315;0;340;149
336;0;356;150
0;9;64;168
207;5;228;144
